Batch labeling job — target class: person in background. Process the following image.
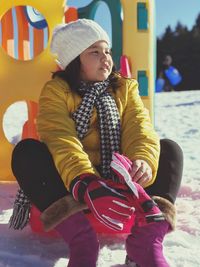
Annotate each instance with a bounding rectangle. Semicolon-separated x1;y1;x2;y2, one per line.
157;54;182;92
10;19;183;267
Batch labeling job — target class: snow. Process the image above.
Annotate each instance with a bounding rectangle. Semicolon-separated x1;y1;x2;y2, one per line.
0;90;200;267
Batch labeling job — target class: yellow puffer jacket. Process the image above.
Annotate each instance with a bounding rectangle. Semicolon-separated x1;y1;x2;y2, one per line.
36;76;160;190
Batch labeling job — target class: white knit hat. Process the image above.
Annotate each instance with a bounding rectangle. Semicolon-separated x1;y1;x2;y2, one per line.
50;19;111;69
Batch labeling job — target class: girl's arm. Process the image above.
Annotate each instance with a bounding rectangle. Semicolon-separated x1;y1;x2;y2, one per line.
120;79;160;187
36;80;97;190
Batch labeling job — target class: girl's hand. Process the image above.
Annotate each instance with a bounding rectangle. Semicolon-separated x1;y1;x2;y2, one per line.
130;160;152;187
71;174;135;231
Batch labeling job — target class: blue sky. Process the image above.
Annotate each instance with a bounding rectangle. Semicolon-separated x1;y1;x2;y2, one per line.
156;0;200;37
67;0;200;37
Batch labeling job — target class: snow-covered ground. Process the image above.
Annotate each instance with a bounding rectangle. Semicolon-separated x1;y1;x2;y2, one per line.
0;90;200;267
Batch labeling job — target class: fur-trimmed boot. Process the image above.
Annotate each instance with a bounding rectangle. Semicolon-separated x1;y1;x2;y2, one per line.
11;139;99;266
125;196;176;267
54;212;99;267
36;195;99;267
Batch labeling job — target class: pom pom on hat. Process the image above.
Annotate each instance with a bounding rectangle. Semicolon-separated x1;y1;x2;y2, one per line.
50;19;111;69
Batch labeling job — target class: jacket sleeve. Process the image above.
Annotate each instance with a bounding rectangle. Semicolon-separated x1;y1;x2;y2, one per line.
36;81;97;190
120;79;160;187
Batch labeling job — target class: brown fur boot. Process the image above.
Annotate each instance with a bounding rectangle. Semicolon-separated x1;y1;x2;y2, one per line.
40;195;87;231
152;195;176;231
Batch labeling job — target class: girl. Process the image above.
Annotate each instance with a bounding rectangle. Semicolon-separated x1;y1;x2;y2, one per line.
10;19;183;267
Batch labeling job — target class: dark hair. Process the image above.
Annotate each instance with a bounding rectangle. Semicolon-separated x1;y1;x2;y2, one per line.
52;56;121;93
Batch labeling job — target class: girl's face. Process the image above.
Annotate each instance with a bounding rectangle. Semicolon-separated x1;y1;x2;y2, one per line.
80;40;113;82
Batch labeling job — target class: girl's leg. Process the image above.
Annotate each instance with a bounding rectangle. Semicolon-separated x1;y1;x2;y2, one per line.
126;221;170;267
55;212;99;267
11;139;99;267
125;139;183;266
11;138;68;211
145;138;183;204
125;192;173;267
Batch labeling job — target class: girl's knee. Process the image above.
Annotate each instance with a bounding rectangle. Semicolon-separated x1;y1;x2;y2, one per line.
160;139;183;159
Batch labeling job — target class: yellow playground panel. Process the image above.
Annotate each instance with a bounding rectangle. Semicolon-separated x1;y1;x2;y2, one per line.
0;0;155;181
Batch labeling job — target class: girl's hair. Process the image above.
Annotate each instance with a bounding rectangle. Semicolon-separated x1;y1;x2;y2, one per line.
52;56;121;93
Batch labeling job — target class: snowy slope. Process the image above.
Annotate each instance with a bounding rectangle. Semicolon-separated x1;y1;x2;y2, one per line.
0;90;200;267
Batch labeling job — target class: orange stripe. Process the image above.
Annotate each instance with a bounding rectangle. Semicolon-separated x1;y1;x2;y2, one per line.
64;7;78;23
33;27;44;57
20;6;29;40
1;8;13;51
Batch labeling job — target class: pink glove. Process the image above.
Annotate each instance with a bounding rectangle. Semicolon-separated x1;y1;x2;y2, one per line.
111;153;138;197
111;153;165;226
70;174;135;231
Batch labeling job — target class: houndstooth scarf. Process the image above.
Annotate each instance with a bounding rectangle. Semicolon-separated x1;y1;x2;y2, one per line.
9;188;31;230
9;79;121;229
72;79;121;179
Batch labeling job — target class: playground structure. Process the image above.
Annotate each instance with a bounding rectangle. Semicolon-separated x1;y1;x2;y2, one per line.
0;0;155;183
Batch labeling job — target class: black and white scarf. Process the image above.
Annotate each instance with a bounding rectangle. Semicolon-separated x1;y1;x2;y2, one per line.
9;79;121;229
72;79;121;179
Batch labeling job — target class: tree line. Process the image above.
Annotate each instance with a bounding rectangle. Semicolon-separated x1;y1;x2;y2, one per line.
157;14;200;91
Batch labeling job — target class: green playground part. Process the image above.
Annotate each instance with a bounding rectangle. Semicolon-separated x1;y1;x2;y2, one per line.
138;70;149;96
137;3;148;30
